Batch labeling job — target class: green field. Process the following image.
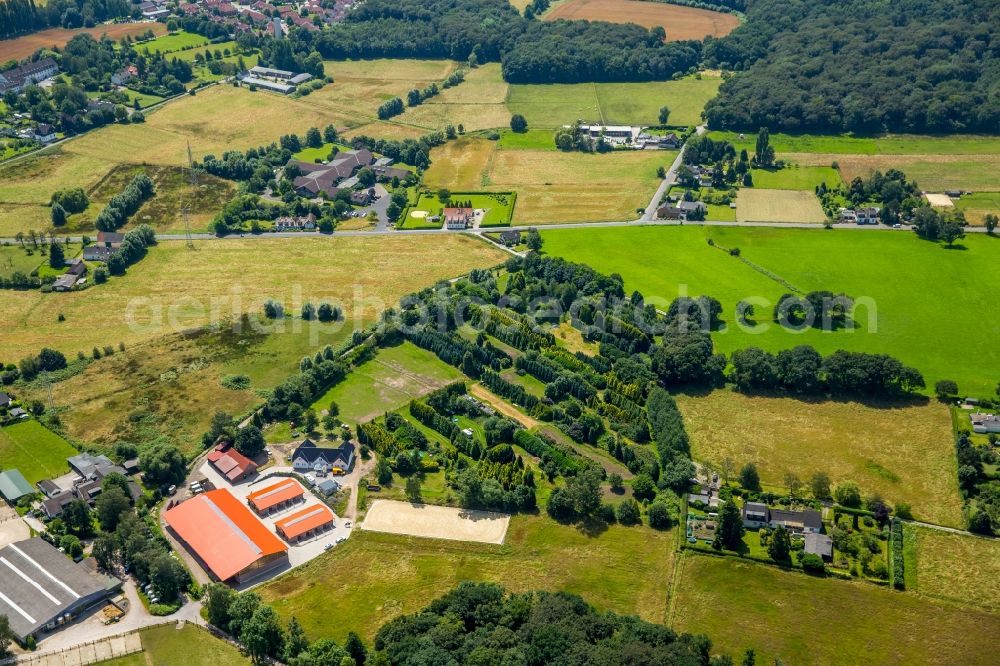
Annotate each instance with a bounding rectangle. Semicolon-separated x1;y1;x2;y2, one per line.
98;624;248;666
508;76;720;128
707;131;1000;156
954;191;1000;224
670;554;1000;665
137;30;210;54
400;191;516;228
0;244;45;279
0;419;76;483
497;129;556;150
750;165;841;190
542;226;1000;395
309;341;465;425
260;514;676;642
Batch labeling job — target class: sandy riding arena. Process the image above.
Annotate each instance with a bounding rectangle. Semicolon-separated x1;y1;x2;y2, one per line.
361;499;510;544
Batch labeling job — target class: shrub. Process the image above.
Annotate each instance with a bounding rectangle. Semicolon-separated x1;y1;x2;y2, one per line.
890;518;905;589
800;553;825;573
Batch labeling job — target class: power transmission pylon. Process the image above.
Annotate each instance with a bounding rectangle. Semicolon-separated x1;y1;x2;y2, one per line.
184;142;196;249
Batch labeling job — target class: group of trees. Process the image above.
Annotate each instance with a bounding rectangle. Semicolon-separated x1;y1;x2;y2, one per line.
49;187;89;226
0;0;131;38
310;0;701;84
704;0;1000;133
406;82;439;107
94;173;155;232
911;207;967;246
106;224;156;276
375;582;727;665
376;97;404;120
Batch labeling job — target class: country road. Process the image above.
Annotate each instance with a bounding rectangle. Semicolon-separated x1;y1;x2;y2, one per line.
642;124;707;221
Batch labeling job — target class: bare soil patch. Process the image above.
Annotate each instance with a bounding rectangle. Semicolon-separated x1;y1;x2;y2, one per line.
361;499;511;544
545;0;739;41
0;23;167;61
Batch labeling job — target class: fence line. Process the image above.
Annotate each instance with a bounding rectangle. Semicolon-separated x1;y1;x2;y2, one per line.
0;619;180;666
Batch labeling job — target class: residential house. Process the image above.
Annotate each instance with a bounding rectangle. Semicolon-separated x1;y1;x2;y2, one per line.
656;206;685;221
68;453;123;481
0;391;10;408
52;274;78;291
970;412;1000;434
742;502;822;533
351;188;375;206
499;230;521;246
839;208;858;223
96;231;124;247
0;57;58;93
207;443;258;483
741;502;770;528
656;201;705;221
274;214;316;230
290;439;355;476
111;65;138;85
856;207;880;224
33;123;56;144
8;407;27;419
444;207;474;230
82;245;113;262
803;532;834;561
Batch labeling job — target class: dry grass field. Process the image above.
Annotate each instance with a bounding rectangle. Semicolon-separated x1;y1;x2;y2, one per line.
544;0;739;40
784;152;1000;193
0;23;167;61
422;136;496;190
398;64;511;131
670;554;1000;666
0;235;506;360
736;188;826;223
675;390;963;527
906;526;1000;611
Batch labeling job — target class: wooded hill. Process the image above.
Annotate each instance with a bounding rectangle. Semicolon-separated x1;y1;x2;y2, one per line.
703;0;1000;133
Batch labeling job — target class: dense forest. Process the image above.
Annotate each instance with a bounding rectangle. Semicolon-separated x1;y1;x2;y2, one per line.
703;0;1000;133
375;582;724;665
314;0;701;84
0;0;132;39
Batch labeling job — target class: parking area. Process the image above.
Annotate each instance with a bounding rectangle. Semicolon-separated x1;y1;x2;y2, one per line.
362;499;510;544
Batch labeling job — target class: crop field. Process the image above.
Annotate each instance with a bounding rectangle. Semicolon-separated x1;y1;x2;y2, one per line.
542;226;1000;395
833;154;1000;192
488;148;673;223
0;23;167;61
736;188;826;223
260;514;676;642
675;390;962;526
544;0;739;41
749;165;841;190
0;235;506;362
708;131;1000;156
309;341;464;425
0;420;76;483
954;191;1000;225
904;525;1000;611
508;75;721;128
670;555;1000;665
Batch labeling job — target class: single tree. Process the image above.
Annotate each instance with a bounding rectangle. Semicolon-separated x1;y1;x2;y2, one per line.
715;500;745;550
48;241;65;268
985;213;998;234
235;425;266;457
739;462;761;492
658;105;670;124
204;583;236;629
616;498;641;525
344;632;367;665
784;472;803;500
939;220;965;247
608;473;623;492
284;617;309;661
833;480;862;507
405;475;422;502
241;605;285;664
767;525;791;561
934;379;959;400
95;486;131;532
809;471;831;499
647;501;672;529
510;114;528;133
51;202;67;226
526;227;542;251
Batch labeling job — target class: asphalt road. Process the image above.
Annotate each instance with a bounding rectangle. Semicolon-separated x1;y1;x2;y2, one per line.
642;124;707;221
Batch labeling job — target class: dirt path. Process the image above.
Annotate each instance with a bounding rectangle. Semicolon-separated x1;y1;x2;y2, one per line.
470;383;633;479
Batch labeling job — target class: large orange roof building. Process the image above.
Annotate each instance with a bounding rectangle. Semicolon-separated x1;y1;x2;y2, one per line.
164;489;287;583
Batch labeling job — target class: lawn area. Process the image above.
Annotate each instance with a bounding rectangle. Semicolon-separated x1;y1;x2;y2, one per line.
905;525;1000;611
541;226;1000;395
0;419;76;483
670;554;1000;666
497;129;556;150
0;244;44;278
749;165;841;190
400;191;515;228
136;30;209;54
97;623;248;666
954;192;1000;225
121;88;166;109
260;513;676;643
544;0;739;41
309;341;465;426
508;75;720;128
675;390;962;527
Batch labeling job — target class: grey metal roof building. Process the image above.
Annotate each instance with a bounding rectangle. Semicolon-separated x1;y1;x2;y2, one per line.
0;538;121;642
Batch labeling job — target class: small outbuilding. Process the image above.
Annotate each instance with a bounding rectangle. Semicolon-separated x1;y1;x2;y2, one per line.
0;469;34;502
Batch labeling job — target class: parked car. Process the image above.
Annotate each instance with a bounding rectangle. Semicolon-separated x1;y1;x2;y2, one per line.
324;543;334;551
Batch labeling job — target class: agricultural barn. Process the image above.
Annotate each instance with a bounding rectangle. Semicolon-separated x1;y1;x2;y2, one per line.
247;478;305;515
0;538;122;643
0;469;33;502
275;504;335;542
164;489;288;583
207;443;258;483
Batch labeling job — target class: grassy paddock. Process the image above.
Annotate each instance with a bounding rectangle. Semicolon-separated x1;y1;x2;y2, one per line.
670;554;1000;665
906;525;1000;611
0;420;76;483
260;514;676;642
97;623;248;666
675;390;962;527
736;188;826;223
543;226;1000;395
137;30;209;54
309;341;464;425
